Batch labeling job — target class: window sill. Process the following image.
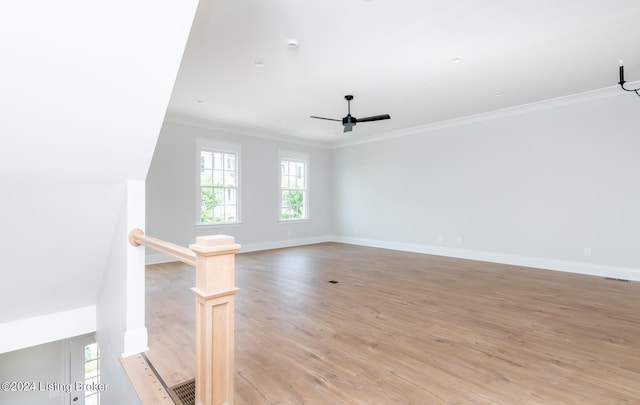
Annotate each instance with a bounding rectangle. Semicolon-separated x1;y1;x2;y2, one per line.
195;222;243;229
278;219;310;224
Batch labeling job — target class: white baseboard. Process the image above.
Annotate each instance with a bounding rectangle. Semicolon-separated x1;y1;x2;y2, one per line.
145;235;335;264
0;306;96;354
238;235;334;253
334;236;640;282
145;234;639;281
122;327;149;357
145;252;176;265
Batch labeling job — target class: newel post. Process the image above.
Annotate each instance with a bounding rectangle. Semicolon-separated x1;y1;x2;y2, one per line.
189;235;241;405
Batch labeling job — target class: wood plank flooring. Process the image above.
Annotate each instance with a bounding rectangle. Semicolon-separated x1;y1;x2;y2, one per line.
145;243;640;404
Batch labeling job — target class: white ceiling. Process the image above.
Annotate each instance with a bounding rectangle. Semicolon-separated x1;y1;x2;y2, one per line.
166;0;640;146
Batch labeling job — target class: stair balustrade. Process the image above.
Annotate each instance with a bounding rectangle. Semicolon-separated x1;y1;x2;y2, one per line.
129;228;240;405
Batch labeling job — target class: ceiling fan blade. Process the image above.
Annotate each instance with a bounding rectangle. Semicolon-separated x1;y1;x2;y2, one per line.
356;114;391;123
310;116;341;122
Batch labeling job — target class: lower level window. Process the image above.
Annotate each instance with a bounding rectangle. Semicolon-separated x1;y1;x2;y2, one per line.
83;342;100;405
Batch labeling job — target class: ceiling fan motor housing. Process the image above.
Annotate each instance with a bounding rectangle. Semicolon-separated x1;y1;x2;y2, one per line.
342;114;356;125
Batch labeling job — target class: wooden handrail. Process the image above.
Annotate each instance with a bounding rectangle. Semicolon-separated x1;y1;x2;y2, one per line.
128;228;196;266
128;228;240;405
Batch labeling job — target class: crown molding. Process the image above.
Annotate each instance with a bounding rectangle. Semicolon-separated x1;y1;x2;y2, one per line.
333;82;639;149
165;80;639;150
163;113;333;149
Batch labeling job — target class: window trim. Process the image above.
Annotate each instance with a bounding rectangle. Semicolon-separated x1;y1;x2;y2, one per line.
279;150;309;222
196;137;241;226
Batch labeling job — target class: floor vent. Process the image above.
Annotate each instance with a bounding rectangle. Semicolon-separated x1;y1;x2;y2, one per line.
168;379;195;405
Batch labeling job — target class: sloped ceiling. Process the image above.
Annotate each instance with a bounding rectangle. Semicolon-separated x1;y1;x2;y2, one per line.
0;0;198;323
167;0;640;146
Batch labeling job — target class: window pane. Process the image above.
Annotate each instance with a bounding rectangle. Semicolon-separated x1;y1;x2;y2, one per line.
288;161;295;179
226;188;236;204
202;152;213;170
225;153;235;169
281;190;303;219
200;152;213;186
86;394;99;405
85;376;99;394
213;169;223;186
84;343;98;361
201;170;212;186
213;205;224;222
281;161;288;187
213;187;223;205
225;205;236;222
296;162;303;179
201;188;213;222
212;152;223;169
85;359;98;376
224;170;235;187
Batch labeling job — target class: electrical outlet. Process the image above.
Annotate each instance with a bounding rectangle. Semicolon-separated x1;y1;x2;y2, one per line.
437;235;443;243
456;237;462;244
584;248;592;257
354;228;359;235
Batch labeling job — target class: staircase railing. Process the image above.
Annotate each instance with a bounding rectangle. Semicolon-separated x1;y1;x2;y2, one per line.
129;228;240;405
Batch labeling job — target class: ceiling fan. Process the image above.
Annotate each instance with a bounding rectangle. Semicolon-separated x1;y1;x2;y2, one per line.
311;95;391;133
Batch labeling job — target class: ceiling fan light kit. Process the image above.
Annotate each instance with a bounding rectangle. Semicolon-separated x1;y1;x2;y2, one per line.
311;95;391;133
618;60;640;97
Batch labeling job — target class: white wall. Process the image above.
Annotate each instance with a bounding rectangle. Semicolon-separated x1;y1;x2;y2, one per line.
96;181;146;405
0;334;133;405
145;120;334;258
333;92;640;279
0;340;67;405
0;0;199;350
0;178;124;326
149;93;639;280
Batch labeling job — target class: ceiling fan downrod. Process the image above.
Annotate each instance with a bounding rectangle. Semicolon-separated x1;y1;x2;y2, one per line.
618;61;640;97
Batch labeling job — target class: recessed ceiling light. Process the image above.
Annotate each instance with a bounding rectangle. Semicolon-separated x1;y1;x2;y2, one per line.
495;93;503;97
196;100;204;103
450;57;463;64
254;61;265;67
286;39;299;49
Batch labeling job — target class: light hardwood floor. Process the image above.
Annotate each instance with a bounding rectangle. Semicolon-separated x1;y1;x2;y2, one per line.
145;243;640;404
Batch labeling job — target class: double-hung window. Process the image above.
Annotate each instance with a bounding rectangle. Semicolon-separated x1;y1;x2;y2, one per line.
197;138;241;224
280;150;308;220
